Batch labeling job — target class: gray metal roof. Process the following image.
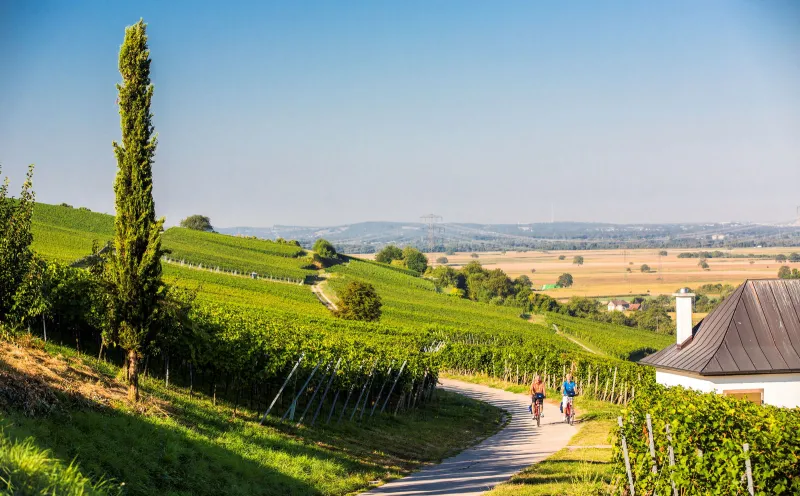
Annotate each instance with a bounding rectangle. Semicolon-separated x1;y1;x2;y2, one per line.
639;279;800;375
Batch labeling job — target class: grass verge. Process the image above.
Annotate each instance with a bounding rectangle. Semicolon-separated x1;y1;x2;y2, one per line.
1;339;504;496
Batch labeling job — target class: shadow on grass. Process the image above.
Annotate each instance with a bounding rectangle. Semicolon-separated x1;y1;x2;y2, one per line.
0;355;337;496
1;350;504;496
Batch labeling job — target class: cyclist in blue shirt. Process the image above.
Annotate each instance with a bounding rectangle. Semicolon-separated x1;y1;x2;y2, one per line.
560;373;577;420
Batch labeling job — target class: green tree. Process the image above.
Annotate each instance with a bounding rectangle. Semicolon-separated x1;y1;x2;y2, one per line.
335;281;382;321
778;265;792;279
558;255;566;260
698;260;709;270
790;253;800;263
436;256;449;264
640;264;651;273
104;20;166;402
403;246;428;273
572;255;584;266
445;247;456;256
375;245;403;264
313;238;337;259
180;215;213;232
471;253;480;259
776;254;787;263
557;273;574;288
659;250;668;256
0;164;35;324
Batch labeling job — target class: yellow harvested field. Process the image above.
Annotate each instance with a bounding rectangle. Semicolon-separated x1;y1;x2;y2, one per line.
419;247;800;299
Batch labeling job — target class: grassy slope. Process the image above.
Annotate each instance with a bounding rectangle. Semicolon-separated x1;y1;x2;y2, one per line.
31;204;114;262
1;340;503;496
547;313;674;360
162;227;316;281
328;258;581;348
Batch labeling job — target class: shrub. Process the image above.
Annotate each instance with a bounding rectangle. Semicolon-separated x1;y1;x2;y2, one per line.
335;281;382;322
312;238;337;259
375;245;403;264
436;256;448;264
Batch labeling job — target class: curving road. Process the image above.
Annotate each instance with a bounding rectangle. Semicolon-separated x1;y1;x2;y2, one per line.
364;378;577;495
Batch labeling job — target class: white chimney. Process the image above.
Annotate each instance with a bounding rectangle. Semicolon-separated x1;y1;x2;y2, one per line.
673;288;695;347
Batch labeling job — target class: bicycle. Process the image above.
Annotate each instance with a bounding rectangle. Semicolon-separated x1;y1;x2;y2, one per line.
563;395;576;425
531;394;544;427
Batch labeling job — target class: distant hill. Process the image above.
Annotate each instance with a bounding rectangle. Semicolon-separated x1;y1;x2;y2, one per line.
218;220;800;253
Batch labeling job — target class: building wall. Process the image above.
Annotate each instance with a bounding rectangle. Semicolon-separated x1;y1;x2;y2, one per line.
655;369;800;409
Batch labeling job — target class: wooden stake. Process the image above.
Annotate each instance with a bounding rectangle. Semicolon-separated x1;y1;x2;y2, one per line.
646;414;658;474
618;417;635;496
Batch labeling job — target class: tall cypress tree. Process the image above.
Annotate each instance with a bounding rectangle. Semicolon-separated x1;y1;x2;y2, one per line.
106;19;165;402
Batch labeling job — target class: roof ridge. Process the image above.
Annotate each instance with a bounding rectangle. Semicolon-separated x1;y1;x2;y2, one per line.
698;281;748;374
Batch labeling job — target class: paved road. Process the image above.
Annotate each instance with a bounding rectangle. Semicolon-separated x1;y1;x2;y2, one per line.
364;378;577;496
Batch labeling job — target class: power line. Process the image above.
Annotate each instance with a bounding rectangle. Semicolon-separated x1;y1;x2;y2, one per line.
420;214;443;252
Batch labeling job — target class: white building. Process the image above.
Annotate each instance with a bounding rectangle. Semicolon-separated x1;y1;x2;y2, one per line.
640;280;800;408
607;299;630;312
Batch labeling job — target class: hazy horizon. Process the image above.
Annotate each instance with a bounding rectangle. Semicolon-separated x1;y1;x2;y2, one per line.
2;1;799;227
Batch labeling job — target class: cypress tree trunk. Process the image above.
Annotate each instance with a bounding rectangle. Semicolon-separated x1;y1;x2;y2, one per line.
106;19;165;403
128;350;140;402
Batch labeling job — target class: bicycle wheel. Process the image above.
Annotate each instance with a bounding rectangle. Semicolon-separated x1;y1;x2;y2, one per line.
536;411;541;427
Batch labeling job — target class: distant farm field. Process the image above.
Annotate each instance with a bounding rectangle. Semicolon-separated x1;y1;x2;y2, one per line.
359;247;800;300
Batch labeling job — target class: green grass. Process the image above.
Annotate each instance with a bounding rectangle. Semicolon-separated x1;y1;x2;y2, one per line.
0;431;118;496
1;342;504;496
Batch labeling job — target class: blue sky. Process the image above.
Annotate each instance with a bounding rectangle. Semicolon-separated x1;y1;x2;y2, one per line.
1;1;799;227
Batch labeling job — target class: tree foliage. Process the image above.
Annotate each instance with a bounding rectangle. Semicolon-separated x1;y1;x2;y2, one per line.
313;238;337;259
778;266;800;279
558;255;566;260
180;215;213;232
640;264;651;273
557;273;574;288
335;280;382;322
776;254;787;263
103;20;166;402
402;247;428;274
572;255;584;266
435;256;448;264
0;164;35;323
375;245;403;264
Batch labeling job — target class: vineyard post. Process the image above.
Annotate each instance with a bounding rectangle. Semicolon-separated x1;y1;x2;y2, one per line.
261;353;304;424
358;364;380;420
413;371;428;409
165;355;169;388
394;393;404;416
298;360;334;425
350;360;377;421
516;364;519;384
594;374;599;397
407;380;414;409
338;369;361;424
281;359;322;422
610;368;618;403
42;318;47;342
602;378;609;402
646;414;658;474
665;423;677;496
618;416;636;496
380;360;406;413
743;443;754;496
326;391;340;424
312;357;342;426
370;361;394;417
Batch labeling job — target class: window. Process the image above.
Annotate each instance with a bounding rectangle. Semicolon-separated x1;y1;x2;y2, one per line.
722;388;763;405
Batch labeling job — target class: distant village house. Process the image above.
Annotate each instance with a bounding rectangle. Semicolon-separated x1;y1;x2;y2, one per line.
607;299;630;311
641;281;800;408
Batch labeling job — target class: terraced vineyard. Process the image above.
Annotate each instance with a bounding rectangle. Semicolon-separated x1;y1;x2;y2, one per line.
162;228;316;282
31;203;114;261
546;313;674;361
